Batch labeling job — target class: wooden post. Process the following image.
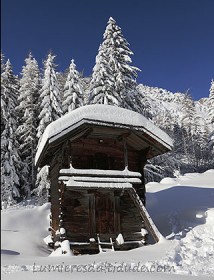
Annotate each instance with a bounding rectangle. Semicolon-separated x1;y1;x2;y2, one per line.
123;136;128;169
136;147;151;205
114;195;120;234
88;193;96;237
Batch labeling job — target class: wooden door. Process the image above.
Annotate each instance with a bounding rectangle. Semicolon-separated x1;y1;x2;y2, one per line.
95;191;114;234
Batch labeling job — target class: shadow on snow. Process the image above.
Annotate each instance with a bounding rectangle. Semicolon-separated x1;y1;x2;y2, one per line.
147;186;214;239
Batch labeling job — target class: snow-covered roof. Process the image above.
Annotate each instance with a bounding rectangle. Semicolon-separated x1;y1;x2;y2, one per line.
35;105;173;165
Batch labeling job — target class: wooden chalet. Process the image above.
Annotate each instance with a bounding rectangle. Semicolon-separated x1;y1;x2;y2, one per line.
35;104;173;254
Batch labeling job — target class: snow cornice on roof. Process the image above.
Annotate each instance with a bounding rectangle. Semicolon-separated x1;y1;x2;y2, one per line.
35;104;173;166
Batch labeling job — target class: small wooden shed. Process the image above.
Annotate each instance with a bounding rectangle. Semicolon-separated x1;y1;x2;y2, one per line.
35;105;173;254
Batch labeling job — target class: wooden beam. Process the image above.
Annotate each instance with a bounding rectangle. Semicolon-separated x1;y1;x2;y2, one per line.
123;135;129;169
127;188;161;243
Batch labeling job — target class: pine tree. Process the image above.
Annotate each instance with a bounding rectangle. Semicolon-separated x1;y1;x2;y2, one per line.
81;76;91;105
62;59;83;114
208;80;214;157
193;122;210;169
16;53;40;193
1;52;6;74
31;166;50;205
37;53;62;142
89;17;140;107
180;92;197;166
89;43;117;105
1;53;6;135
1;60;22;205
132;87;152;119
207;80;214;124
208;130;214;153
36;53;62;204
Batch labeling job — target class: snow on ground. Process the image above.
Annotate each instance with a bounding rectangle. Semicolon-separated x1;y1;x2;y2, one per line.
1;169;214;279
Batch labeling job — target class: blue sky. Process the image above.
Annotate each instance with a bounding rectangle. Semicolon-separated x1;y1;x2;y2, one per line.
1;0;214;100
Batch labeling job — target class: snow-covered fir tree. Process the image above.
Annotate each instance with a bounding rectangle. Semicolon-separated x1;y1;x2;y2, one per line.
207;79;214;124
37;52;62;142
89;17;140;107
81;76;91;104
208;130;214;153
207;80;214;157
1;52;6;74
132;87;153;119
1;60;22;205
89;43;118;105
31;166;50;205
62;59;83;114
36;53;63;203
193;122;211;169
16;53;40;193
1;53;6;135
180;93;197;166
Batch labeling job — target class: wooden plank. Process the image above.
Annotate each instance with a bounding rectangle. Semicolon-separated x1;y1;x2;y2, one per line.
127;188;161;243
123;232;144;241
63;208;88;217
120;192;142;234
64;222;89;233
90;126;129;139
71;141;124;154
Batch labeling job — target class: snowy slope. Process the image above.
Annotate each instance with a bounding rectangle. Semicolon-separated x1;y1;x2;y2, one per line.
1;170;214;279
137;84;212;129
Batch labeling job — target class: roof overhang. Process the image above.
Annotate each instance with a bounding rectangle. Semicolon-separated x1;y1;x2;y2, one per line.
35;105;173;167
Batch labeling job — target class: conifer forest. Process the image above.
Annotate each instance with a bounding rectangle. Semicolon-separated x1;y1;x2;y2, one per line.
1;17;214;206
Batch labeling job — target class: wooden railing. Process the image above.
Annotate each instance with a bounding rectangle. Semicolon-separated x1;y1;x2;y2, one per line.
59;166;142;186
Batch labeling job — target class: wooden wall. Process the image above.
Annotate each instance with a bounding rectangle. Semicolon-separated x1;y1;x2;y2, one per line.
59;187;144;243
62;189;89;242
49;135;147;243
70;138;141;172
71;138;123;170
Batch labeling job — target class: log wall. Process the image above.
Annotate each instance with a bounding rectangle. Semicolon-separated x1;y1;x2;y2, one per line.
70;138;140;172
60;187;143;243
49;136;147;243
